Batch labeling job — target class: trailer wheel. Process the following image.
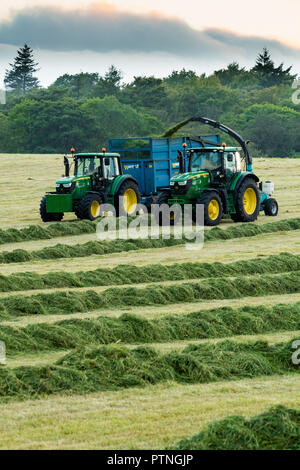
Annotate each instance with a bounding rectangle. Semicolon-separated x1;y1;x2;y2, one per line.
264;198;278;216
77;193;103;221
116;180;141;217
231;178;260;223
196;191;223;226
154;191;182;226
40;196;64;222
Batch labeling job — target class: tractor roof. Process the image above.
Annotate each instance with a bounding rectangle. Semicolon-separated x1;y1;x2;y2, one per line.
189;146;241;152
74;153;120;157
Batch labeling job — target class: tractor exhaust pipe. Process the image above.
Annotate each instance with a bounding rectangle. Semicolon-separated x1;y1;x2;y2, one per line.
177;150;185;173
64;156;70;177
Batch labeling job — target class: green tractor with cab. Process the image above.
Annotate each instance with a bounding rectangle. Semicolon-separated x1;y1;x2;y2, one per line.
40;148;140;222
157;116;278;226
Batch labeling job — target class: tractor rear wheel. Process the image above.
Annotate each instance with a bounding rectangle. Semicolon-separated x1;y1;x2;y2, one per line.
115;180;140;217
77;193;103;221
231;179;260;223
264;198;278;216
195;191;223;226
40;196;63;222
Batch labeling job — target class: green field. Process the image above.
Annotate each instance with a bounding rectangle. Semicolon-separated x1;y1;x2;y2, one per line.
0;154;299;449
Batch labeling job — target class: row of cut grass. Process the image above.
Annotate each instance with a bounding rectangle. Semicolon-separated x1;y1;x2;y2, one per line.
172;405;300;450
1;271;300;319
1;218;300;263
0;338;298;401
0;252;298;292
1;302;300;354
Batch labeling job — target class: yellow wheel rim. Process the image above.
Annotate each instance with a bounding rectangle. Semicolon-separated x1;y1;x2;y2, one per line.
91;200;100;218
208;199;220;221
123;188;137;215
243;188;257;215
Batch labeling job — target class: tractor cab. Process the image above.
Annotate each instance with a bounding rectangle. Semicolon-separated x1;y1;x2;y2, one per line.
187;146;242;183
73;154;121;180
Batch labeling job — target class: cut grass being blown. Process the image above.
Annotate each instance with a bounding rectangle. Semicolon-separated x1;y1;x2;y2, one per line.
1;270;300;320
0;252;299;293
0;338;298;401
1;302;300;354
1;218;300;264
171;405;300;450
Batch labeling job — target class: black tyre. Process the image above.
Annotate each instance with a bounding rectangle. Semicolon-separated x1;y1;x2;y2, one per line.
264;198;278;216
195;191;223;226
77;193;103;221
115;180;141;217
231;178;260;223
154;191;181;226
40;196;64;222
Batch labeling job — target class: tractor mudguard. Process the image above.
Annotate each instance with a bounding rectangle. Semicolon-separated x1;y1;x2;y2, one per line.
112;175;139;196
233;173;259;204
199;188;229;214
85;190;107;203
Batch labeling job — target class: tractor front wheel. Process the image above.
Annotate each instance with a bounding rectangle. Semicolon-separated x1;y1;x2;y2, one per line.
40;196;63;222
155;191;181;226
195;191;223;226
264;198;278;216
115;181;140;217
231;179;260;223
77;193;103;221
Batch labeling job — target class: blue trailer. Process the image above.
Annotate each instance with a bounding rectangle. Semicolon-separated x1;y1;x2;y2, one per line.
109;135;220;205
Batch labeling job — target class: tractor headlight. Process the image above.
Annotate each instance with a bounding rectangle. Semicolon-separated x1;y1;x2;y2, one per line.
63;183;72;188
56;183;60;188
170;181;175;186
178;181;188;186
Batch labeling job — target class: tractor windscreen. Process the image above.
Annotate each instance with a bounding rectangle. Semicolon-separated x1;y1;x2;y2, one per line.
75;157;101;176
190;151;222;172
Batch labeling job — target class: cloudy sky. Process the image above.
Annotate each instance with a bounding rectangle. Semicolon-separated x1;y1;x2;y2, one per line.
0;0;299;87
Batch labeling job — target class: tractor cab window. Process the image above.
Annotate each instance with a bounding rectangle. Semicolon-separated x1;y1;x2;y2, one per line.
75;157;101;176
103;158;120;179
235;152;242;172
190;151;222;172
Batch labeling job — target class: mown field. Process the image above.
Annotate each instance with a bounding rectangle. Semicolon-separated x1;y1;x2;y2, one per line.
0;154;299;450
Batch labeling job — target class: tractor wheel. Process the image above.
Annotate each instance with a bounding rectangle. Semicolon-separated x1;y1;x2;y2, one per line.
264;198;279;216
115;180;141;217
154;191;181;226
195;191;223;226
231;179;260;223
40;196;63;222
77;193;103;221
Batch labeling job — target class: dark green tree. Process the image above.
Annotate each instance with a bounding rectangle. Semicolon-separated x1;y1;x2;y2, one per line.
164;69;198;87
53;72;99;99
93;66;123;98
122;76;167;108
252;48;296;87
4;44;39;94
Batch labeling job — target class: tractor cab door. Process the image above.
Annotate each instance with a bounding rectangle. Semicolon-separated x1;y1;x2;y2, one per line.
224;152;236;183
103;157;120;180
100;157;120;193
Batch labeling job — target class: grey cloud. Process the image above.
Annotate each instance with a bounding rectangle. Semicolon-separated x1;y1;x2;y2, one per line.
0;5;298;61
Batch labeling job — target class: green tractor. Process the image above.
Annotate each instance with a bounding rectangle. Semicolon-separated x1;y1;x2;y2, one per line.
40;148;140;222
157;116;278;226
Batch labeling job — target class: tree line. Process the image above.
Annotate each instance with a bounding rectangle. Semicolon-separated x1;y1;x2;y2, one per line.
0;44;299;157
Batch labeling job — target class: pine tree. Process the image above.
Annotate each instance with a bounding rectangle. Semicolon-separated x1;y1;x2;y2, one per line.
4;44;39;94
252;48;296;87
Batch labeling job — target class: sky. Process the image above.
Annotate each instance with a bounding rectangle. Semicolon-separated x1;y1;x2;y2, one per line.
0;0;300;87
